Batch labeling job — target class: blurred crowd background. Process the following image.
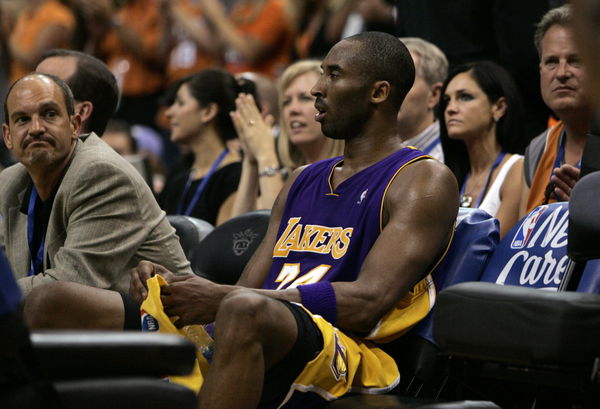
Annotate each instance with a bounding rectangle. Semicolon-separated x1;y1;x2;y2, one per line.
0;0;565;184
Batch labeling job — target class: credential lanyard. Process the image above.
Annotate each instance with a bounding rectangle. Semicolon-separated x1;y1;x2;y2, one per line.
422;138;440;155
177;149;228;216
459;151;506;208
27;187;45;276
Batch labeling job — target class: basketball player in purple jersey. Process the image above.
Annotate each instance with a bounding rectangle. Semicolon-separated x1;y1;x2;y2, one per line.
132;31;458;409
28;32;458;409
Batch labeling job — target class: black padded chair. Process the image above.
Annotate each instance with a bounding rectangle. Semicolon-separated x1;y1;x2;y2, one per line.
167;215;214;262
1;322;198;409
191;209;271;284
0;249;197;409
433;172;600;409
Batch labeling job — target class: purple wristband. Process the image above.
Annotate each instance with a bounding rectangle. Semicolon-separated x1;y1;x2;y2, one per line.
297;282;337;324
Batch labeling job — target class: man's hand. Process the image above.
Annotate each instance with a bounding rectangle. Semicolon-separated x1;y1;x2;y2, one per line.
551;164;580;201
161;275;226;327
129;261;176;304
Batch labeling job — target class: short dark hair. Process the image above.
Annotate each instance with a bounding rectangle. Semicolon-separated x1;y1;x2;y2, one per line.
438;61;527;186
344;31;415;109
174;68;257;143
4;73;75;125
40;49;119;135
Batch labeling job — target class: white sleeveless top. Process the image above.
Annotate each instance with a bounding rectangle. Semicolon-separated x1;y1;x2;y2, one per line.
479;154;522;217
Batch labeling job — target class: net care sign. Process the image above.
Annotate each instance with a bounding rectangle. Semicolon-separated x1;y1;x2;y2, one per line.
482;203;570;290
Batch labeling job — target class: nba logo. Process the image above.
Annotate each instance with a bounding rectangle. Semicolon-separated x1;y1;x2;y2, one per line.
511;206;547;249
141;309;159;331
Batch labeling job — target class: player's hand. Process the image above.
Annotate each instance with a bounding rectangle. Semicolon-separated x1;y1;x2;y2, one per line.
161;275;224;327
550;164;580;202
129;261;176;304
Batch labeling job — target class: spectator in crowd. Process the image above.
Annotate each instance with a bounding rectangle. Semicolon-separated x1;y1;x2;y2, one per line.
158;69;256;226
94;0;168;128
0;73;190;300
397;37;448;161
159;0;222;87
103;119;160;191
440;61;526;237
198;0;295;78
520;4;593;215
288;0;354;60
277;60;345;172
7;0;76;85
236;71;280;124
344;0;397;36
230;59;344;216
395;0;554;140
128;31;457;409
102;119;138;156
36;49;119;136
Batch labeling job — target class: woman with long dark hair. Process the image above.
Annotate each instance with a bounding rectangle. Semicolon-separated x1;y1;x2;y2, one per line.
439;61;527;237
159;68;256;225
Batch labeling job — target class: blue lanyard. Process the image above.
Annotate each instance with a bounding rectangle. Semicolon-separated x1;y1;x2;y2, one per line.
460;151;506;208
27;187;45;276
422;138;439;155
177;149;228;216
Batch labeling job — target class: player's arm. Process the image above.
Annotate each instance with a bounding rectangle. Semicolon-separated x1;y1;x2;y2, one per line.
133;167;306;324
329;159;457;333
232;166;305;288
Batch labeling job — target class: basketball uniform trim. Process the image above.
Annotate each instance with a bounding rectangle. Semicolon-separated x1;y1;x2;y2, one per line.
326;158;344;196
276;304;401;408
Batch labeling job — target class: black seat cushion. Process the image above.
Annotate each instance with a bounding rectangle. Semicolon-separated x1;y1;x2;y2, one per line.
31;331;195;379
433;282;600;367
167;215;214;261
191;209;270;284
55;378;196;409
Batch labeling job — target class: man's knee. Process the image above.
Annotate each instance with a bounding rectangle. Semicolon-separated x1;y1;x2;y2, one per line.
216;290;270;330
23;281;125;330
23;281;76;328
214;291;298;358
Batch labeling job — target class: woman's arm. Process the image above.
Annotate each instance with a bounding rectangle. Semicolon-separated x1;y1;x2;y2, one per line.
497;156;524;238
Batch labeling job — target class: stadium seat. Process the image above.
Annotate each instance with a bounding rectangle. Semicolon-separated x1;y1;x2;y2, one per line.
167;215;214;262
433;172;600;408
191;209;270;284
329;208;500;408
0;248;197;409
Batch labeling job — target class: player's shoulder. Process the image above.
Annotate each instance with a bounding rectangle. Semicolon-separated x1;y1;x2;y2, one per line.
391;157;458;200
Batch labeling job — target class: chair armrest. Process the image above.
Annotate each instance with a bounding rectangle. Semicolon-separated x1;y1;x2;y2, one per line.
433;282;600;366
31;331;196;379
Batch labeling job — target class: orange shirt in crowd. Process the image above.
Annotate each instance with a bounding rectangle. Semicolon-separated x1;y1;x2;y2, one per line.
100;0;165;97
225;0;294;78
9;0;75;84
166;0;221;86
526;121;565;213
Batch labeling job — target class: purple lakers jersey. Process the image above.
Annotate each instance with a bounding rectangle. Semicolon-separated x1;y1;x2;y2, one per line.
262;147;429;292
